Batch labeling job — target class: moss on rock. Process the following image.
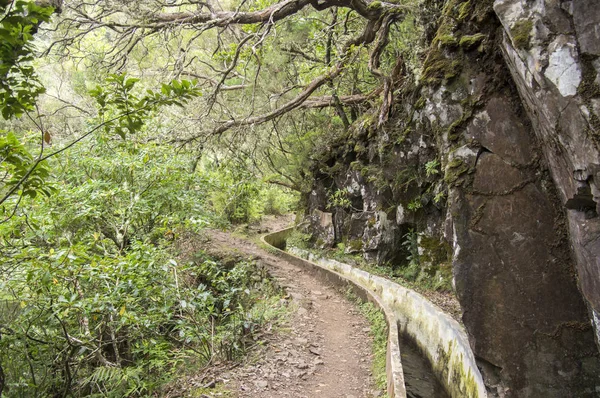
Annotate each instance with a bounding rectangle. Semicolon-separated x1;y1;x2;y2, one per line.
459;33;485;49
348;238;364;252
444;157;471;186
510;19;533;50
422;51;461;84
438;34;458;46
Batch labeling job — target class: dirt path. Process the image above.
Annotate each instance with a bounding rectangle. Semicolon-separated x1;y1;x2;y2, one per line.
204;216;378;398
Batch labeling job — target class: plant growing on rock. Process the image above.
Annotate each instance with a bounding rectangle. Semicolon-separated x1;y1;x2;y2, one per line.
326;188;353;210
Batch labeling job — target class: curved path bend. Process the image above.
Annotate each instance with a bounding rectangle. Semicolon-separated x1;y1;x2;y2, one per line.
206;225;379;398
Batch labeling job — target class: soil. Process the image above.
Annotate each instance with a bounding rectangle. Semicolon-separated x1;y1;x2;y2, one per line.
175;215;380;398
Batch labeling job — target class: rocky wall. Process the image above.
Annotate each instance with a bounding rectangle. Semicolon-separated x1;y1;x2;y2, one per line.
419;2;600;394
304;0;600;396
493;0;600;345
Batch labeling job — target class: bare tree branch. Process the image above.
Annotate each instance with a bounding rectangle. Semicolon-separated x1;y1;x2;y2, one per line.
181;70;249;90
148;0;401;26
300;87;383;108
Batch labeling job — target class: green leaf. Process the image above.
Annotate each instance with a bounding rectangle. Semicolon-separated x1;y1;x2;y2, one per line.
124;78;140;90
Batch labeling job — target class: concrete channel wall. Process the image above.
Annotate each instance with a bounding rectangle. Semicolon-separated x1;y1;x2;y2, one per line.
262;228;487;398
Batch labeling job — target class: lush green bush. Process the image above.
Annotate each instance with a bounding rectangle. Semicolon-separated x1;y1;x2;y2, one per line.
0;241;282;396
260;185;297;216
0;118;298;397
50;141;211;248
204;159;296;224
0;82;293;397
0;0;55;119
205;160;262;224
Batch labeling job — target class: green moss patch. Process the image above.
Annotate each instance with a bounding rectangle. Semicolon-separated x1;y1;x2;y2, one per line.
510;19;533;50
422;51;462;84
348;238;364;252
438;34;458;46
459;33;485;49
444;157;471;186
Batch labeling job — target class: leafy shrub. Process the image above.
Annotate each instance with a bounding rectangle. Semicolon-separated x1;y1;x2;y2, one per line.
0;241;282;396
260;185;297;216
326;188;352;210
286;229;312;249
0;62;294;397
0;120;284;396
206;160;262;224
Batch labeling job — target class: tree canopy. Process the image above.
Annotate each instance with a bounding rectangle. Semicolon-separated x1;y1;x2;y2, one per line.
0;0;427;395
38;0;421;188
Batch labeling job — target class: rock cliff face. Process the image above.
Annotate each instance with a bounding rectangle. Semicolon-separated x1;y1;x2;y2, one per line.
304;0;600;396
493;0;600;346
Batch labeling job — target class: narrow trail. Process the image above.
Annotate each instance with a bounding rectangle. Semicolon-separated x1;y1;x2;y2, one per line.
204;217;379;398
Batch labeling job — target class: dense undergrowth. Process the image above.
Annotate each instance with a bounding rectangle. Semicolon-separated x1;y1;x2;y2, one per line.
0;85;296;396
0;146;294;396
287;230;453;293
0;134;294;396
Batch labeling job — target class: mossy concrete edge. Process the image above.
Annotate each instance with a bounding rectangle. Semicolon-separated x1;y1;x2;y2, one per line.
262;227;487;398
262;228;406;398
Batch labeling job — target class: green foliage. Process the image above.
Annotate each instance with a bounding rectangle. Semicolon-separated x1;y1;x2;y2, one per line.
0;131;54;207
89;74;201;140
433;191;446;204
0;74;200;221
207;161;296;223
260;185;297;216
49;141;210;250
406;198;423;212
383;1;424;77
262;125;327;194
0;130;287;395
206;160;262;224
510;19;533;50
425;159;440;177
0;72;289;395
1;240;281;396
360;302;388;394
326;188;352;210
400;229;420;278
286;229;312;250
0;1;57;215
0;0;55;119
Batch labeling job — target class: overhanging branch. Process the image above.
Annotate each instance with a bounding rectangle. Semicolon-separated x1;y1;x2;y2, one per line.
300;87;383;108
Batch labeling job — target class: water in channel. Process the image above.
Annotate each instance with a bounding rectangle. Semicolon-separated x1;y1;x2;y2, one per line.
399;333;450;398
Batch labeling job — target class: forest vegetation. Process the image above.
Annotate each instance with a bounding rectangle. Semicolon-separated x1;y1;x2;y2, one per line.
0;0;430;395
5;0;600;396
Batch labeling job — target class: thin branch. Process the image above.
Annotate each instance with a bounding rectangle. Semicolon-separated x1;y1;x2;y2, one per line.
185;11;388;142
282;46;324;64
300;87;383;108
181;71;249;91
